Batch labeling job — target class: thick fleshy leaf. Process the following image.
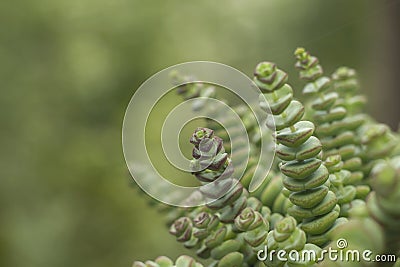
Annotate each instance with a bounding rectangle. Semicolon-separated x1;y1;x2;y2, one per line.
210;240;241;260
300;205;340;235
313;106;347;124
283;165;329;192
275;121;314;147
288;191;337;219
254;65;288;93
320;131;355;150
259;84;293;115
302;76;330;94
266;100;304;130
311;92;338;110
205;227;227;249
280;158;322;179
300;65;323;82
175;255;202;267
155;256;174;267
289;186;329;208
316;115;365;137
276;136;322;161
217;252;243;267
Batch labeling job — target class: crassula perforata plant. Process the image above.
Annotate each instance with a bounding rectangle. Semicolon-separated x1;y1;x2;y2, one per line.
132;48;400;267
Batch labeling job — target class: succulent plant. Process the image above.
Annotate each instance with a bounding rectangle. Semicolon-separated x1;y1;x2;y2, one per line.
131;49;400;267
294;48;369;200
254;61;346;247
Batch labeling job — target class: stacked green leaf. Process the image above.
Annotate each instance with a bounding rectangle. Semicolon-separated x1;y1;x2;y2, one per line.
189;126;290;225
174;73;289;213
190;127;249;223
132;255;204;267
324;155;357;217
209;109;290;214
294;48;369;200
331;67;367;116
170;211;246;267
331;67;398;176
215;117;291;215
132;50;400;267
234;207;302;267
173;72;259;177
234;207;270;253
265;216;321;266
183;127;290;266
254;61;346;247
170;196;289;267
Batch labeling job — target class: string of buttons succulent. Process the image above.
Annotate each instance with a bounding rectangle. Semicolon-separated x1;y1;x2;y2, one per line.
130;48;400;267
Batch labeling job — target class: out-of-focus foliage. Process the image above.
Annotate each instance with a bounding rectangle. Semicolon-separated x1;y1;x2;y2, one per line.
0;0;396;267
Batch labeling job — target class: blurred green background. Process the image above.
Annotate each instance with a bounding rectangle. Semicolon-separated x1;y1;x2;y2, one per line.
1;0;399;266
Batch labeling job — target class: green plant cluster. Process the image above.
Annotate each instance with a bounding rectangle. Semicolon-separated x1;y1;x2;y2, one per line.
294;48;369;202
133;48;400;267
173;74;290;215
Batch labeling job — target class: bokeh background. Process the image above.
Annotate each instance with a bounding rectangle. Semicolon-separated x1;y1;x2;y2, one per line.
1;0;399;266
